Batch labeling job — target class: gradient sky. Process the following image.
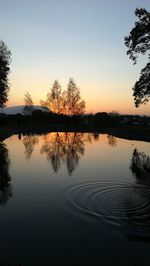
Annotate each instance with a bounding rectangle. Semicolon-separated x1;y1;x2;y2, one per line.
0;0;150;114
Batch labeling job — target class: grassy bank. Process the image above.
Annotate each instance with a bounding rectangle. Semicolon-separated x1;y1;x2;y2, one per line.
106;126;150;142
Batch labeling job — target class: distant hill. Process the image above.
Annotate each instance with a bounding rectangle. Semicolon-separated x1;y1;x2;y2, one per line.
2;105;47;115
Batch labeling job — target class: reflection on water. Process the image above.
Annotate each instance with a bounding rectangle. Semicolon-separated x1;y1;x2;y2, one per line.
107;134;117;147
41;132;85;174
41;132;100;175
23;135;39;160
21;133;120;174
92;132;100;141
1;133;150;265
64;179;150;242
0;143;12;205
18;133;21;140
130;148;150;184
63;143;150;244
122;149;150;242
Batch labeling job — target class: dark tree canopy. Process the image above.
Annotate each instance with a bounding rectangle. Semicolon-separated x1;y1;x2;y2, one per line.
0;41;11;108
133;62;150;107
124;8;150;107
0;143;12;205
130;148;150;184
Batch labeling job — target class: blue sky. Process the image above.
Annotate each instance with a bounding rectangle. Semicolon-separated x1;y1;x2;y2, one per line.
0;0;150;114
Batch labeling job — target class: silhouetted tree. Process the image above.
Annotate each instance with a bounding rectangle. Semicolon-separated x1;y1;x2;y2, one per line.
64;78;86;115
41;79;86;115
125;8;150;107
0;41;11;108
41;80;63;114
132;62;150;107
0;143;12;205
23;92;34;115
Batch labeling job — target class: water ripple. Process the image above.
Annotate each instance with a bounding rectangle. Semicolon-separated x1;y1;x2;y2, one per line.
64;181;150;236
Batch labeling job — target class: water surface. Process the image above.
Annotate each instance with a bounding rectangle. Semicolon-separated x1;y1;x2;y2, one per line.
0;132;150;265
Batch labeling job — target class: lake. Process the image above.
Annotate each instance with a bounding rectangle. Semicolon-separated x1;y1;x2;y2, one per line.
0;132;150;265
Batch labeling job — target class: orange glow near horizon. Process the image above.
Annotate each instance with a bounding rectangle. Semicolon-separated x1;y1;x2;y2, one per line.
7;81;150;116
7;68;150;116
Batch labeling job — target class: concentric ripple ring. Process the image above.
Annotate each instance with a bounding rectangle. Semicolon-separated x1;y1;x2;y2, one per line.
64;180;150;235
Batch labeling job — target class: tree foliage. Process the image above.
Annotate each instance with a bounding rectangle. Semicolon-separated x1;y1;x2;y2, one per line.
0;143;12;205
23;91;34;115
0;41;11;108
64;78;86;115
41;79;86;115
125;8;150;107
41;80;63;114
133;62;150;107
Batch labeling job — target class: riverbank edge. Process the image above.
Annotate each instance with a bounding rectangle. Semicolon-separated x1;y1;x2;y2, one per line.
0;125;150;142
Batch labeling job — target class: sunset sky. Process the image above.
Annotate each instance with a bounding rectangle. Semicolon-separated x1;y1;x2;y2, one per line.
1;0;150;115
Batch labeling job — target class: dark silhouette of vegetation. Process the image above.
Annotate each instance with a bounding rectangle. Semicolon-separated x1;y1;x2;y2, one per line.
130;148;150;184
23;91;34;116
126;148;150;243
64;78;86;115
41;78;86;115
18;134;21;140
0;41;11;108
125;8;150;107
41;80;63;114
1;107;150;144
0;142;12;205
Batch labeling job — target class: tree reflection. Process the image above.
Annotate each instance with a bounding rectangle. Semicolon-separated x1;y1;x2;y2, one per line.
0;142;12;205
130;148;150;185
92;133;100;141
41;132;97;175
124;148;150;243
107;135;117;147
18;134;21;140
23;135;39;160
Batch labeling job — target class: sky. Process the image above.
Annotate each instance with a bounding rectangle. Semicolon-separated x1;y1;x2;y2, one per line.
0;0;150;115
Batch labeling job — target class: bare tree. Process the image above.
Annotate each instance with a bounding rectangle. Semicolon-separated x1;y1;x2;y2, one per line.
41;79;86;115
41;80;63;113
64;78;86;115
23;91;34;115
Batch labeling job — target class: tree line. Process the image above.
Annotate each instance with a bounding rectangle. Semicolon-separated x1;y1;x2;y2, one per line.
24;78;86;116
0;42;86;116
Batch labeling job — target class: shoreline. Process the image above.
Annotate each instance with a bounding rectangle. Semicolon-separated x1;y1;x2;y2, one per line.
1;125;150;142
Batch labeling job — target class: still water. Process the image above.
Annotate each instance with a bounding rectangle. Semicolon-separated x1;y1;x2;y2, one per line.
0;132;150;265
